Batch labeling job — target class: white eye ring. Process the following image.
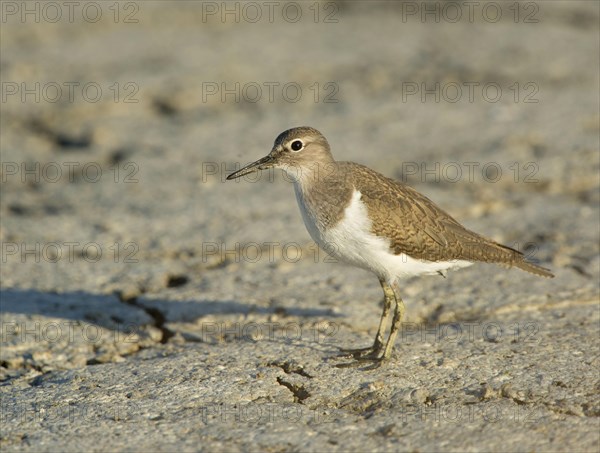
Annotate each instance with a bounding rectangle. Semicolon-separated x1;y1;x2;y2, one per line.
290;140;304;152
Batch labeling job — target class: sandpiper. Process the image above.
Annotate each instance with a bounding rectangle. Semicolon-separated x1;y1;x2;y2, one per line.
226;127;554;368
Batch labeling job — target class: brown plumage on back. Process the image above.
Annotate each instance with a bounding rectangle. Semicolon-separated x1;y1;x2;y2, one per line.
343;161;554;278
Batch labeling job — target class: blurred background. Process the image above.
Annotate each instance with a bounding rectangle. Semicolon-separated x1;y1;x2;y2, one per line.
0;2;599;448
2;0;597;286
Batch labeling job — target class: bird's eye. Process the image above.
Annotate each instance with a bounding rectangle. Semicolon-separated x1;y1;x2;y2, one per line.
290;140;303;151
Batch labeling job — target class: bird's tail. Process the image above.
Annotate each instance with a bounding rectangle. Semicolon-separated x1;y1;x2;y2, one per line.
512;259;555;278
493;243;555;278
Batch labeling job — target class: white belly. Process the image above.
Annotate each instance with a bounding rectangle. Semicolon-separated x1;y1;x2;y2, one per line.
294;187;473;282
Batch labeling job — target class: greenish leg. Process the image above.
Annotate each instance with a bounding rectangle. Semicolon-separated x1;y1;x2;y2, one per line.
337;278;393;358
380;281;406;360
335;280;405;370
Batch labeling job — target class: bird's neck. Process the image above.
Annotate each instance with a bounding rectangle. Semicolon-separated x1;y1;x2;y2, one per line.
290;162;354;230
283;160;338;188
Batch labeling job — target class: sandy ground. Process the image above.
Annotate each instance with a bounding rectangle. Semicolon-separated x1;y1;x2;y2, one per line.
1;1;599;451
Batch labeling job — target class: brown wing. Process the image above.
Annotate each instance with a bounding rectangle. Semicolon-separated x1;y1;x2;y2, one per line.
343;162;553;277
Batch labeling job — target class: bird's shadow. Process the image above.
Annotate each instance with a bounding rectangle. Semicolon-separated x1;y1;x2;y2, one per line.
0;287;341;342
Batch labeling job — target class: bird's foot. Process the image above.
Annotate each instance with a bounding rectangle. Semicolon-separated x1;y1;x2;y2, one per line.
334;353;385;370
336;344;382;359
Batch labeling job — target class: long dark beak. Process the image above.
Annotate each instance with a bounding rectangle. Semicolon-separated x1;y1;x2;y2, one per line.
226;154;275;180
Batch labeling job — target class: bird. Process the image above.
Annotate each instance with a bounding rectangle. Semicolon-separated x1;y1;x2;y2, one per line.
226;127;554;369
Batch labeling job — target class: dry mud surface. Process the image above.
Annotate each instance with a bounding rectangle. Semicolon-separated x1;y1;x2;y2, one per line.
1;1;599;452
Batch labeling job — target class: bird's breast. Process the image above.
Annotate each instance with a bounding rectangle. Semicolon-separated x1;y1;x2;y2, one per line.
293;187;389;272
293;183;329;246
